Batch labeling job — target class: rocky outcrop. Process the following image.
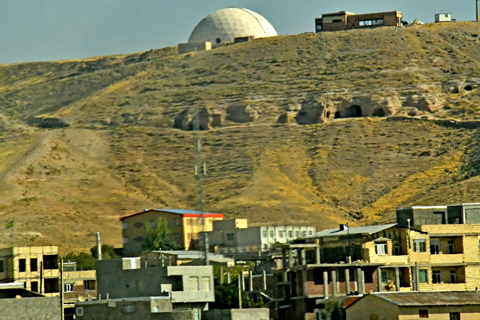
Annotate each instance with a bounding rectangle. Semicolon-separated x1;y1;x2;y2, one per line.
226;103;258;123
26;116;69;129
276;112;297;124
295;97;335;125
173;107;223;130
403;94;443;112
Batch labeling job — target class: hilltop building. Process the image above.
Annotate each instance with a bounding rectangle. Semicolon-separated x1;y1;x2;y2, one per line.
315;11;402;32
272;203;480;320
435;13;454;23
178;7;277;54
120;209;224;256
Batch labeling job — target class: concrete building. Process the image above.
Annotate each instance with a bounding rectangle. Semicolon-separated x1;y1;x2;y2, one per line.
120;209;224;256
207;219;316;253
273;203;480;320
0;246;60;297
178;41;212;54
315;11;402;32
346;291;480;320
145;250;234;267
0;282;61;320
75;296;197;320
96;257;214;311
203;308;270;320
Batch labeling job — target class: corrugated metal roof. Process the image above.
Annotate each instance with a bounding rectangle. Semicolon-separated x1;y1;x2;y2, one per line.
308;223;397;238
372;291;480;306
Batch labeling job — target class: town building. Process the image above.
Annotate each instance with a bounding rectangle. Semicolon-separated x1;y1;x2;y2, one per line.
207;219;316;253
315;11;403;32
75;296;198;320
0;282;61;320
345;291;480;320
145;250;234;267
120;209;224;256
96;257;215;311
0;246;60;296
273;202;480;320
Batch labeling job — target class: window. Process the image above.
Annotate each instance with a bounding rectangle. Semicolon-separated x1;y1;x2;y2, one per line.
262;230;267;238
448;241;455;254
31;281;38;292
43;255;58;269
332;19;342;23
0;260;4;273
288;231;293;238
45;278;59;293
190;276;199;291
394;245;401;255
419;269;428;283
430;240;440;254
122;222;129;230
202;276;211;291
309;231;313;235
270;230;274;237
75;307;84;317
375;242;387;255
380;270;388;284
30;258;38;272
84;280;95;290
450;312;460;320
413;240;426;252
419;309;429;318
174;233;181;241
279;231;283;238
433;211;446;224
432;271;441;284
450;270;456;283
226;233;234;241
19;259;26;272
295;231;299;238
174;218;180;226
64;283;74;292
302;231;306;237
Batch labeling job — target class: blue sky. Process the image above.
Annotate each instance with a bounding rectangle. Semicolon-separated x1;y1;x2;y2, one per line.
0;0;477;64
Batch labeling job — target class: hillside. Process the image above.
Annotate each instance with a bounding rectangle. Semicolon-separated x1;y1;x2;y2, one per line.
2;22;480;252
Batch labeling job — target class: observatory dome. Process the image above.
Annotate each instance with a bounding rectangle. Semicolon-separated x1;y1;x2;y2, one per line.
188;7;277;44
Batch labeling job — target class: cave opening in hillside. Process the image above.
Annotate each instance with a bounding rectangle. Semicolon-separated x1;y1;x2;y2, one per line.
326;111;331;118
372;108;386;117
344;105;362;118
334;111;341;118
464;85;473;91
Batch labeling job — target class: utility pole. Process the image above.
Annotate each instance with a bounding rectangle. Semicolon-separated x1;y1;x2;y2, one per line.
193;107;209;266
60;259;64;320
96;232;102;260
477;0;479;22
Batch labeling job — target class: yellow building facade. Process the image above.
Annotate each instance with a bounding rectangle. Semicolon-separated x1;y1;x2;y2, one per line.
120;209;224;256
0;246;60;297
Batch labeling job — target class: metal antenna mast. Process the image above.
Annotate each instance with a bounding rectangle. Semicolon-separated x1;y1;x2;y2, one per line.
477;0;479;22
193;106;209;265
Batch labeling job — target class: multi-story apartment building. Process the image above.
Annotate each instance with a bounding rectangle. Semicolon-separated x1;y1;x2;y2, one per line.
207;219;316;253
273;203;480;320
0;246;60;297
120;209;224;256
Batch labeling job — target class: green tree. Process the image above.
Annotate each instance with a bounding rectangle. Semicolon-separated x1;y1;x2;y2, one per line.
62;252;96;270
142;217;179;252
90;244;120;259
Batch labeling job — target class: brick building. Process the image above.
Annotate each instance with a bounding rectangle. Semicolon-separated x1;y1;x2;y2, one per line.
120;209;224;256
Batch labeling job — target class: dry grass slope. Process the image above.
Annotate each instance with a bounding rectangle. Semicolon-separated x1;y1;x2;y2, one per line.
1;23;480;251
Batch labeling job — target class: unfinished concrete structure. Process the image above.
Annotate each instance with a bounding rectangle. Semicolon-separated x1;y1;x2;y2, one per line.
273;202;480;320
0;246;60;297
315;11;402;32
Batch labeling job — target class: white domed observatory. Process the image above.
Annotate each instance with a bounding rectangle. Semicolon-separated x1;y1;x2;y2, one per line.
178;7;277;54
189;7;277;44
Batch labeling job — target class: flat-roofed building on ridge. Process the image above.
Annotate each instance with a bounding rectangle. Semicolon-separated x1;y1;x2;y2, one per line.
315;11;402;32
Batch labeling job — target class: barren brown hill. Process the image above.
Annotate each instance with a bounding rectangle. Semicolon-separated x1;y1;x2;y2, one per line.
2;22;480;252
